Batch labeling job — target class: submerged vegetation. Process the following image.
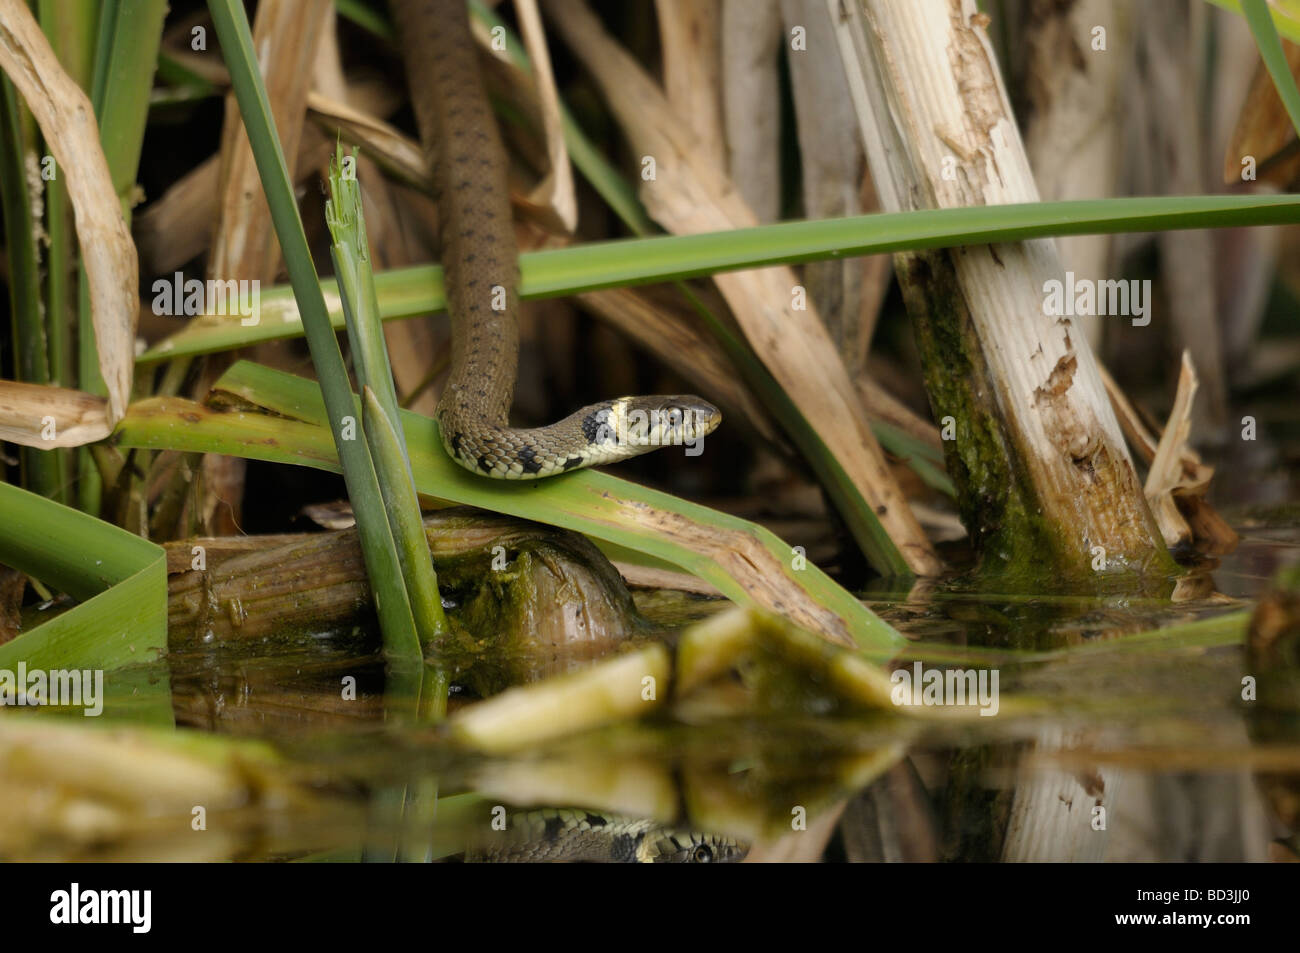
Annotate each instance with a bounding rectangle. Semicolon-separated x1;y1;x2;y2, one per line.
0;0;1297;869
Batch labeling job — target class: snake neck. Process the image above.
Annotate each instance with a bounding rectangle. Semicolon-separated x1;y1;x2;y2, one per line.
393;0;520;430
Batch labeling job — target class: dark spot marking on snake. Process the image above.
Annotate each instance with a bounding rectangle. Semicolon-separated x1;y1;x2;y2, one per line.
543;815;565;841
517;445;542;474
581;411;606;444
450;432;463;455
562;456;583;471
584;813;606;828
476;454;493;473
611;832;642;863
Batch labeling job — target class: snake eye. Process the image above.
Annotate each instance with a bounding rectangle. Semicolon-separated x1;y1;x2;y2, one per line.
690;843;714;863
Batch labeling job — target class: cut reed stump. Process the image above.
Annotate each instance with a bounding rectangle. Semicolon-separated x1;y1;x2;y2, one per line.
166;509;643;688
834;0;1177;587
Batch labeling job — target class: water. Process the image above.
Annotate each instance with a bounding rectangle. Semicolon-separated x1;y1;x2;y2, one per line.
87;508;1284;864
2;482;1295;863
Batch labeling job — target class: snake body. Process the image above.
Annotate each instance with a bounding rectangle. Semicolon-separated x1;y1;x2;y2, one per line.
393;0;721;479
466;809;748;863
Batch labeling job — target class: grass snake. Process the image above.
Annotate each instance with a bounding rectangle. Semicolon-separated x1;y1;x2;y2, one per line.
392;0;722;480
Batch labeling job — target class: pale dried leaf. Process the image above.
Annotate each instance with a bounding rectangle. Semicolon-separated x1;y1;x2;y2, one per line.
721;0;782;221
1144;351;1199;548
0;381;111;447
211;0;330;282
0;0;137;431
1020;0;1131;350
611;561;722;595
659;0;725;169
515;0;577;233
1224;39;1300;185
307;91;428;190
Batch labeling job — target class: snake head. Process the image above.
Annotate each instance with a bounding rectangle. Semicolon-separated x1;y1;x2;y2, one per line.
643;830;749;863
617;395;722;453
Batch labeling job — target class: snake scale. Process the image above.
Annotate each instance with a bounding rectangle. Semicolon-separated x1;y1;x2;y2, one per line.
392;0;721;479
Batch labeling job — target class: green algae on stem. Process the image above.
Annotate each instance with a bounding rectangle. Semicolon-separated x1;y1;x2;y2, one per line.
899;250;1180;591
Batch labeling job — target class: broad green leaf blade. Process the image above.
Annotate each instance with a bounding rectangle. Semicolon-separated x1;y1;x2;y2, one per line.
138;193;1300;363
0;481;170;724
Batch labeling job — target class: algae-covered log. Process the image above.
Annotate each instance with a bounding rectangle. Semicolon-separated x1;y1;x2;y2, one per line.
166;509;642;676
835;0;1175;585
